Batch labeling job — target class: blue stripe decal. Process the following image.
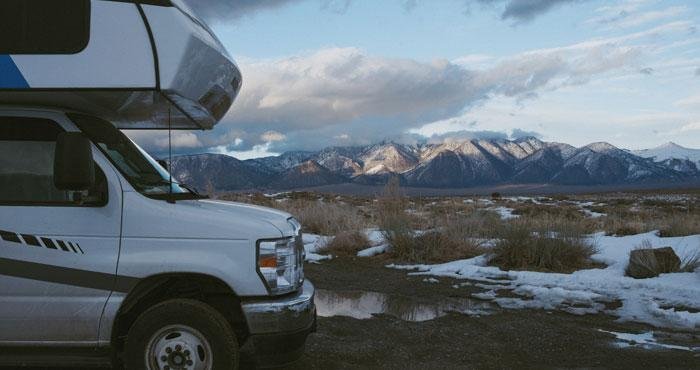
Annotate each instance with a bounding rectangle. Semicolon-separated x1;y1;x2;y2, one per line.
0;55;29;89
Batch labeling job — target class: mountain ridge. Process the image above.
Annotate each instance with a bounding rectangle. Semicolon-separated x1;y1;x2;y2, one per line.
167;138;700;191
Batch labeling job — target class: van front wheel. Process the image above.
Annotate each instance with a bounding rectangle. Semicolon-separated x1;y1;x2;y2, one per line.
124;299;239;370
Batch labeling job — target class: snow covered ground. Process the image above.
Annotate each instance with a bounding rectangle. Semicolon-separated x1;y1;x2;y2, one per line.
598;330;697;352
489;206;519;220
389;231;700;330
302;233;333;263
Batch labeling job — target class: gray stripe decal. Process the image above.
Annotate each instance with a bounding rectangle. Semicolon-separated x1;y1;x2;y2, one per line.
0;257;139;293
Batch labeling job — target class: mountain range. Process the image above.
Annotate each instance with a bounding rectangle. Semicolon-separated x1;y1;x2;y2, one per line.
167;138;700;192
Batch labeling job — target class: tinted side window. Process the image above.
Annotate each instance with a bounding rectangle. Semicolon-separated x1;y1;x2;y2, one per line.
0;117;106;206
0;0;91;54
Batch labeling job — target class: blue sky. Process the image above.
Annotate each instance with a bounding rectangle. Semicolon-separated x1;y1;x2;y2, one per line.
132;0;700;159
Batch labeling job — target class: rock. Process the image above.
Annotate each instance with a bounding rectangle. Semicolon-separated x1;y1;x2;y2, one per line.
653;247;681;273
627;247;681;279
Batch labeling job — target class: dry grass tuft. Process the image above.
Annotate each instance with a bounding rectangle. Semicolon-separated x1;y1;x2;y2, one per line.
282;200;367;236
491;219;598;273
380;227;487;264
656;215;700;237
680;251;700;273
324;231;370;256
377;178;491;263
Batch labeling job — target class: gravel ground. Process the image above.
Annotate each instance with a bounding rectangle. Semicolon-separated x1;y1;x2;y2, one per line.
5;257;699;369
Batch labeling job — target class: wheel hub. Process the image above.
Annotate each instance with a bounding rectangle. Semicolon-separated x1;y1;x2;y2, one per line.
146;325;213;370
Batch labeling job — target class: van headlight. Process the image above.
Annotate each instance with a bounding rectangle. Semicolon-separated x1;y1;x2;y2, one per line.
257;236;304;295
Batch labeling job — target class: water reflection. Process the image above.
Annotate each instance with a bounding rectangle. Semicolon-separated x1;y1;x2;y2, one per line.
316;289;494;322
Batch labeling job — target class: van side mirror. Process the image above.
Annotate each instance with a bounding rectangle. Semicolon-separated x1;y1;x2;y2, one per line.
54;132;95;191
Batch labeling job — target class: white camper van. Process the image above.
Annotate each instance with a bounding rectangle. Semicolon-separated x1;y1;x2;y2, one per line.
0;1;315;369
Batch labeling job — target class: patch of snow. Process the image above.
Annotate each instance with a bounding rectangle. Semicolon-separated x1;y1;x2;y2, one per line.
489;206;519;220
302;233;333;263
263;191;290;198
423;278;440;284
582;209;606;218
598;330;698;352
356;229;390;257
505;196;542;204
389;232;700;330
357;244;390;257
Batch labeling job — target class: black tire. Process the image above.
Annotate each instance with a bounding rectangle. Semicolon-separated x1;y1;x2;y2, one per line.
124;299;239;370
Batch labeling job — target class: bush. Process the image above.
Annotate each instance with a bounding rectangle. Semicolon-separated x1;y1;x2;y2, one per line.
449;210;502;238
657;215;700;237
282;200;366;236
377;178;487;263
324;231;370;256
680;251;700;273
377;177;413;246
491;219;598;273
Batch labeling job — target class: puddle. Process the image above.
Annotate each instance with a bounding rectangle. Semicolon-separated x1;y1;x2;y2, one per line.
315;289;494;322
599;330;699;352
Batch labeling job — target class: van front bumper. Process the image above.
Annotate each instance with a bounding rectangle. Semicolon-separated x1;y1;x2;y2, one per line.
240;280;316;367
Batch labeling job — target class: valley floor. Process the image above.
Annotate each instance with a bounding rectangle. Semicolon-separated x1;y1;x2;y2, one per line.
294;181;700;197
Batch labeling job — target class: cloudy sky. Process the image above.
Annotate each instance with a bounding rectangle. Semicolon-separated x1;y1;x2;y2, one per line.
130;0;700;159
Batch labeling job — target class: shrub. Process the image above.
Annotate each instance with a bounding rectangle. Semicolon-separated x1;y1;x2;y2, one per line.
511;203;586;222
377;177;413;247
282;200;366;236
441;210;502;241
657;215;700;237
491;219;598;273
324;231;370;256
491;192;502;200
376;179;488;263
385;229;486;264
680;251;700;273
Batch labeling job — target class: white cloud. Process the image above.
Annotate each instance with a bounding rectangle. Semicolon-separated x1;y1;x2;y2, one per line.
670;121;700;134
260;130;286;142
616;6;687;29
213;142;280;160
587;3;688;29
155;132;203;149
674;94;700;109
222;31;654;148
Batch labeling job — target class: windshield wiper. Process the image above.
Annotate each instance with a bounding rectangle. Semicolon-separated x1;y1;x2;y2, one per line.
180;184;208;199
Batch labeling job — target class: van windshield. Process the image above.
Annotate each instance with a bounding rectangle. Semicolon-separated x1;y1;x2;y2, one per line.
69;114;203;200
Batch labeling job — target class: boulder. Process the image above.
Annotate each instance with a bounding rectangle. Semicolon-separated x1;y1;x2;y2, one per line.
653;247;681;273
627;247;681;279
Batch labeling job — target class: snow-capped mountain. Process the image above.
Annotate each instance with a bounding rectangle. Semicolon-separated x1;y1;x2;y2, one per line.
168;153;269;191
634;142;700;165
166;138;699;191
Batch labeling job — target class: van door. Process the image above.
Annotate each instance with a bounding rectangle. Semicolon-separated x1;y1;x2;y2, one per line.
0;112;122;344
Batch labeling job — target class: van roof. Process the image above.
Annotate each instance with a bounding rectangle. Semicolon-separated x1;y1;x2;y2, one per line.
0;0;241;130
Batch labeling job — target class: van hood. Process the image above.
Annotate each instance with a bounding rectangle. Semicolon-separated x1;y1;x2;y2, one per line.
122;193;297;240
197;200;297;236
